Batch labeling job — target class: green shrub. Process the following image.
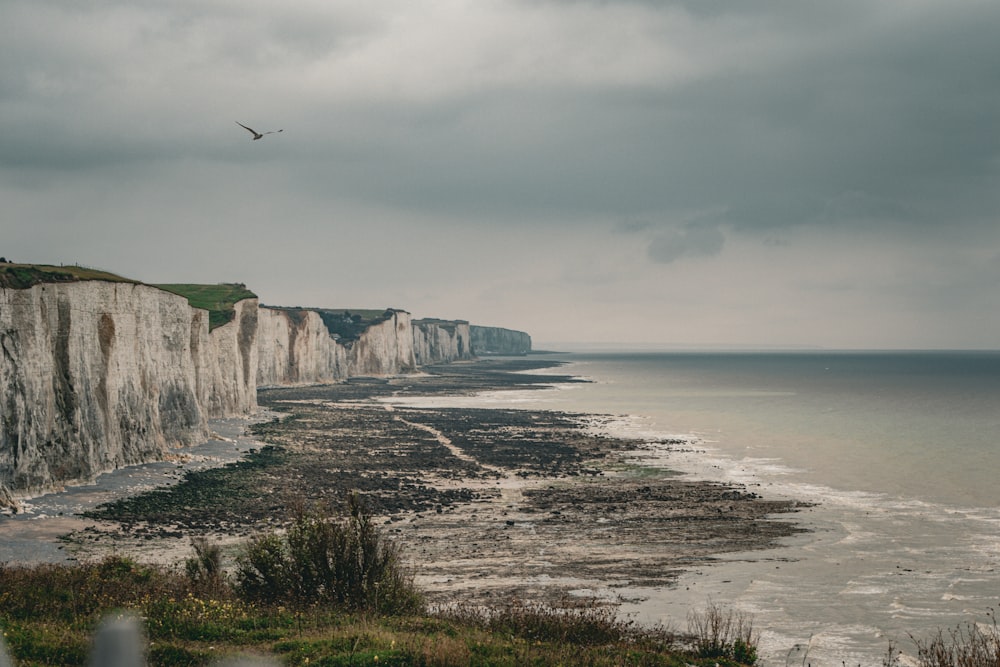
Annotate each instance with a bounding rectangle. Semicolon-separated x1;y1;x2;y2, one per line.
0;623;88;665
234;494;422;615
687;602;759;665
185;537;226;596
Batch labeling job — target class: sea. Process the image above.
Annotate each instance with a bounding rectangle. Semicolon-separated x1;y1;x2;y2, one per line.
469;350;1000;666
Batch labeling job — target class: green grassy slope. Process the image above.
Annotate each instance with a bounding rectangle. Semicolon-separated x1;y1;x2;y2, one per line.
154;283;258;330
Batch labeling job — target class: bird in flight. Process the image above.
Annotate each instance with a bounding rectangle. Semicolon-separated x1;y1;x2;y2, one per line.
236;121;283;140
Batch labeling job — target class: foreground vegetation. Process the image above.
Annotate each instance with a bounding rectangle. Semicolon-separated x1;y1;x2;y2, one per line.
1;498;751;666
887;610;1000;667
0;575;692;667
3;501;998;666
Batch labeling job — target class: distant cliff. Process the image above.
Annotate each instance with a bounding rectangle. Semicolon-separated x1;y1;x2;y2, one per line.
257;308;419;386
257;307;348;385
470;326;532;356
344;309;417;376
0;281;257;501
412;319;473;366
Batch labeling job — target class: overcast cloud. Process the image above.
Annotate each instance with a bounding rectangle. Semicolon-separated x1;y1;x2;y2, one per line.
2;0;999;348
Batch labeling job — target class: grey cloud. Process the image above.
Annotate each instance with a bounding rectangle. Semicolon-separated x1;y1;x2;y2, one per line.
819;191;912;224
4;0;998;233
615;219;655;234
647;224;725;264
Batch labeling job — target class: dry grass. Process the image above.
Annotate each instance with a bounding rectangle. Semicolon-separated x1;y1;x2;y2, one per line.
898;610;1000;667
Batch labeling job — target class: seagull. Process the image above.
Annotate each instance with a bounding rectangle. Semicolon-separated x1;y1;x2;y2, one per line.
236;121;283;140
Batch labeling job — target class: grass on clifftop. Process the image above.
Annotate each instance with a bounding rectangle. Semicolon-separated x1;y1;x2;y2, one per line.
155;283;257;330
0;264;255;332
0;262;138;290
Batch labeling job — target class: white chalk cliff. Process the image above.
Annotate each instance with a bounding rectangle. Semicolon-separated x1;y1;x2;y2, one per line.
412;319;473;366
0;282;257;501
256;307;420;386
1;277;532;505
345;310;417;376
470;325;532;355
256;307;348;386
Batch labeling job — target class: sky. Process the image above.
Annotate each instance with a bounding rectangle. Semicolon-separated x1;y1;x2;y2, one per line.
2;1;999;349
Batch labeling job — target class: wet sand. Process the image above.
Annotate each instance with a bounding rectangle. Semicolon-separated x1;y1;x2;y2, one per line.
2;359;809;607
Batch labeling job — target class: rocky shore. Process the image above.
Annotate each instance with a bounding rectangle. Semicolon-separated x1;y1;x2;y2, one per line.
10;358;809;607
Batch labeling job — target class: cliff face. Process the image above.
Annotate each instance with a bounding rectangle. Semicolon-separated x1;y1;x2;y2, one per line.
345;310;416;376
256;307;347;386
0;281;258;500
412;319;473;366
257;308;425;385
198;298;259;417
3;284;174;494
470;325;532;355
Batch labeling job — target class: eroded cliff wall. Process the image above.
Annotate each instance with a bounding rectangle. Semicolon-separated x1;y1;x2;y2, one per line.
198;299;259;417
0;282;258;500
470;325;532;355
1;283;197;496
346;310;416;376
257;307;348;385
413;319;473;366
240;304;454;388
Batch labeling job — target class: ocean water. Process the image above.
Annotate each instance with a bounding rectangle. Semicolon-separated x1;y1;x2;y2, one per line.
499;351;1000;666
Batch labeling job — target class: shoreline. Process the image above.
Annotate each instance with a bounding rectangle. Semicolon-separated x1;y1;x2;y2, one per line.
0;415;272;563
2;358;809;610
